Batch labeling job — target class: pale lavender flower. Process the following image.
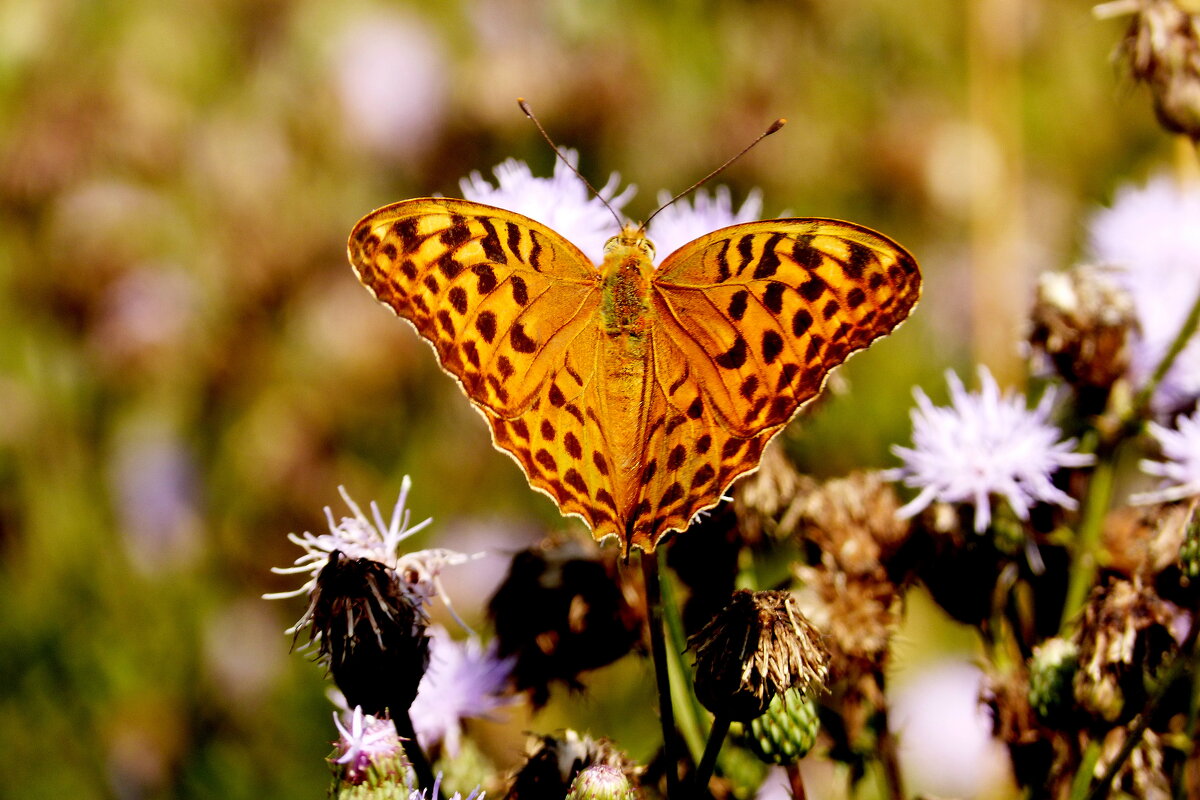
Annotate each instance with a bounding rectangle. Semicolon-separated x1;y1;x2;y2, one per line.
409;625;517;756
1135;410;1200;503
460;151;635;266
331;11;449;160
645;186;763;266
889;367;1094;532
410;774;485;800
1089;175;1200;413
332;704;406;784
264;478;477;635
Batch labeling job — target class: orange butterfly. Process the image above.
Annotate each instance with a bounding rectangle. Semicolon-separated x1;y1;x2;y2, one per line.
348;193;920;553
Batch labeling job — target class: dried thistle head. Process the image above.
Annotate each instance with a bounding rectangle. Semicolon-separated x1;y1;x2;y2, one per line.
1102;501;1190;577
1029;266;1137;399
793;562;900;680
1102;0;1200;139
505;730;639;800
790;471;911;576
1096;726;1171;800
488;536;645;707
793;561;900;747
307;551;430;716
732;442;811;543
1073;576;1180;722
689;589;829;722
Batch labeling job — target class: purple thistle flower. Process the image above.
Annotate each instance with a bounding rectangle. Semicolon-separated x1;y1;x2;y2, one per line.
1088;175;1200;414
332;705;406;784
409;625;517;757
1136;409;1200;503
888;367;1094;532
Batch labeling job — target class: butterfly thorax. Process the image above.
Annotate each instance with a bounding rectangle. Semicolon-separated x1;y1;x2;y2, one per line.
599;226;655;338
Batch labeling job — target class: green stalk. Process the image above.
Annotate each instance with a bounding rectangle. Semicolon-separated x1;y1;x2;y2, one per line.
1060;454;1116;631
658;548;707;765
1129;286;1200;424
642;549;680;798
693;715;731;793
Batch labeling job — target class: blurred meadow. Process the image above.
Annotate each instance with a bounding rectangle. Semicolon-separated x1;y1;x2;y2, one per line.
0;0;1178;797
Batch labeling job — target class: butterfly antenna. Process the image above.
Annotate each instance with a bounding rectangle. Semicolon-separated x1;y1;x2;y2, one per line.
518;98;625;231
640;117;786;233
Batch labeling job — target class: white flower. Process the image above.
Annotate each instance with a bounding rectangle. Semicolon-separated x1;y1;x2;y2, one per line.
332;704;406;784
1088;175;1200;413
409;626;517;757
888;367;1095;532
459;150;634;266
1135;410;1200;503
645;186;763;265
264;478;477;634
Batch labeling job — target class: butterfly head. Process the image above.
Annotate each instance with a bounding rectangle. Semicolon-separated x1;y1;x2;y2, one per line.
603;223;655;264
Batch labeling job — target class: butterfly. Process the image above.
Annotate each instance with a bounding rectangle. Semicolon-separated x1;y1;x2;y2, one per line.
348;198;920;553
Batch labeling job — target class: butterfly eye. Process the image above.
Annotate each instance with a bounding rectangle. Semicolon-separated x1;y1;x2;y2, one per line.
641;239;655;260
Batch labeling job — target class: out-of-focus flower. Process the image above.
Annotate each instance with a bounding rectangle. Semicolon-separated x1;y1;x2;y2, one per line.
331;11;449;160
891;661;1012;798
888;367;1094;533
1097;0;1200;138
644;186;763;264
1136;410;1200;502
689;590;828;722
332;705;407;785
487;537;644;708
459;151;634;266
1088;175;1200;413
409;626;516;757
109;418;202;573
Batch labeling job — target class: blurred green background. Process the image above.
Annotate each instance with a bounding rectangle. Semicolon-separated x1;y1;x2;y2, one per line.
0;0;1172;797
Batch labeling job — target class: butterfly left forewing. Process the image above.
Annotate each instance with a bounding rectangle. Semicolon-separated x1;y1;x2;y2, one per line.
350;198;633;540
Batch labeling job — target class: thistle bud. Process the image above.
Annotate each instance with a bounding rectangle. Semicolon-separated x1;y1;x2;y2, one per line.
565;765;638;800
741;688;820;764
1027;637;1080;723
505;731;638;800
689;590;829;722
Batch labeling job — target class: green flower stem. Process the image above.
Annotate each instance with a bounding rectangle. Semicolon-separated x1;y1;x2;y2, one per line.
1060;451;1116;631
693;714;731;793
1129;286;1200;423
392;709;439;800
658;550;707;766
642;548;681;799
1068;740;1102;800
